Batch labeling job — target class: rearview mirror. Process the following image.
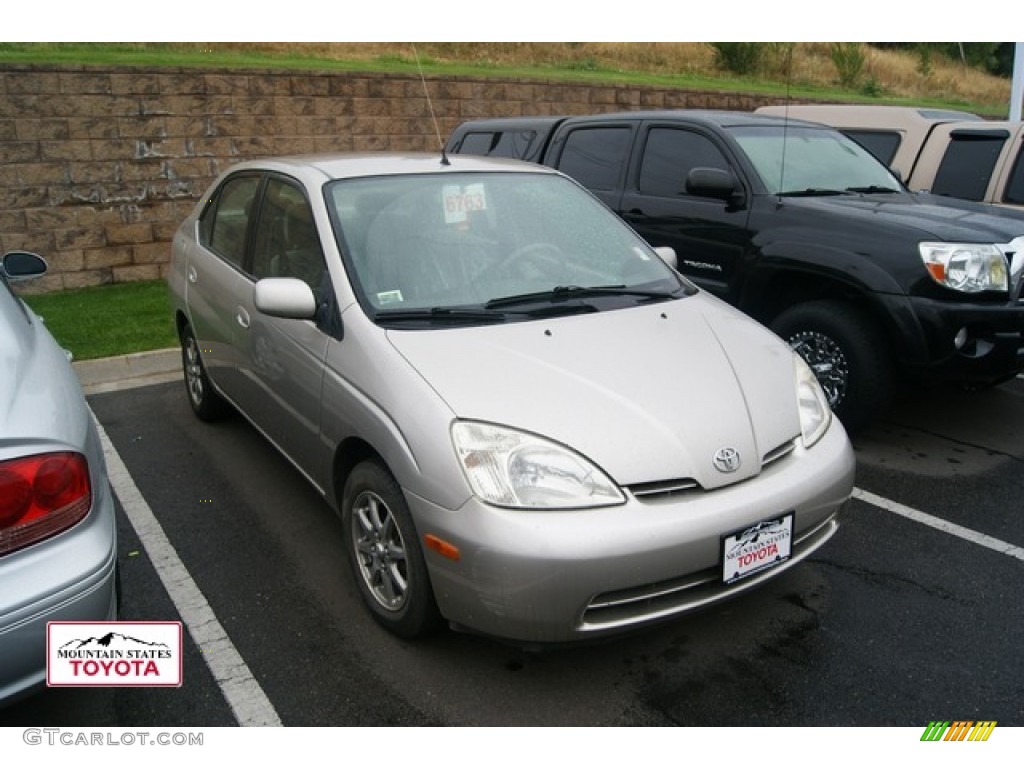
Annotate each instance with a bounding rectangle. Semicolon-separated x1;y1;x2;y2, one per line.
254;278;316;320
1;251;48;281
686;168;742;206
653;246;677;270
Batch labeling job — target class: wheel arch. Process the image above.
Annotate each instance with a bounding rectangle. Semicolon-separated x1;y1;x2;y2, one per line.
174;309;192;342
330;437;388;512
739;266;926;366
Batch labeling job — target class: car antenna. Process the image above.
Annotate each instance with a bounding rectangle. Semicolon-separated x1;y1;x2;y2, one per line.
413;44;450;166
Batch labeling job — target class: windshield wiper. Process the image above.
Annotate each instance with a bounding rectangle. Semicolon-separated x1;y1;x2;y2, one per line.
373;307;508;324
485;284;678;309
845;185;900;194
778;187;853;197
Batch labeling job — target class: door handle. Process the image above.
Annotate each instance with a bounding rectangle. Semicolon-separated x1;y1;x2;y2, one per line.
236;307;250;329
187;265;198;284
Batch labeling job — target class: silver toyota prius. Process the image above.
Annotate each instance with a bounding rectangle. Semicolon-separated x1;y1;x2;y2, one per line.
168;153;855;644
0;252;119;705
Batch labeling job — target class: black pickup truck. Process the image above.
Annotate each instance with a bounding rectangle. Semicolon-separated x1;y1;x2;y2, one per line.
446;110;1024;432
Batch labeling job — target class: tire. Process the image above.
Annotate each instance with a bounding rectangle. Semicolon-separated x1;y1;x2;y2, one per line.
180;324;228;422
342;461;442;639
770;301;892;435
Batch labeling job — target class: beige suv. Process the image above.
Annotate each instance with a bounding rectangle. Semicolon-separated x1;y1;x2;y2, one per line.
756;104;1024;208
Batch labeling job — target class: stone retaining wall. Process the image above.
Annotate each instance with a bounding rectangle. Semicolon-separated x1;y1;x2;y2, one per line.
0;63;784;292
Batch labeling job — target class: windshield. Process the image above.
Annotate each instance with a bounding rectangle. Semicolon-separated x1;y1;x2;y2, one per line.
729;125;903;196
325;172;686;322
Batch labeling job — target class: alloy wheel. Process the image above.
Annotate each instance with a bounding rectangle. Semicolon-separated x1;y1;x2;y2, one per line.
788;330;849;408
351;490;409;612
184;334;205;409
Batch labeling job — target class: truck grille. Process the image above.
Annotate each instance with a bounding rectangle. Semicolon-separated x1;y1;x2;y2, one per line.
1006;236;1023;302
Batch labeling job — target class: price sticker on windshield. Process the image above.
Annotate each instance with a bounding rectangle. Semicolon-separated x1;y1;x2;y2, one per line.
443;183;487;225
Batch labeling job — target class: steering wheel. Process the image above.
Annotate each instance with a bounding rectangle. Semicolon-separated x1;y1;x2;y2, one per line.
484;242;565;282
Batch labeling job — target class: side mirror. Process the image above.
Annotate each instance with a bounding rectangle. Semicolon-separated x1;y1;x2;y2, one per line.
685;168;743;205
653;246;677;270
253;278;316;320
1;251;48;281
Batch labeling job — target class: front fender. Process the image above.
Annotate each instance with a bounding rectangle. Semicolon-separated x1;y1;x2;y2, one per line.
740;241;931;365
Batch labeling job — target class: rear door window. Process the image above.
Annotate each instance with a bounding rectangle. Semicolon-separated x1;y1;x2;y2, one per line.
557;127;632;192
200;174;261;269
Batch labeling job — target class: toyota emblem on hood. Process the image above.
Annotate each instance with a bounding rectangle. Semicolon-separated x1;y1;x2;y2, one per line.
713;447;741;473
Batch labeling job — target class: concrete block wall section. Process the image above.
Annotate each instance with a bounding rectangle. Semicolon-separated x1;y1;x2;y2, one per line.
0;63;778;293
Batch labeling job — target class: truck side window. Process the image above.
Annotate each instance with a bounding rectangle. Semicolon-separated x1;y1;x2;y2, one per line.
841;129;901;167
932;133;1005;201
638;128;730;197
458;132;498;156
458;131;539;160
1003;145;1024;205
558;127;631;191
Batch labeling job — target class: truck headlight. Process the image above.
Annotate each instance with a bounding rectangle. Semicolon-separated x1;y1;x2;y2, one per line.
918;242;1007;293
451;421;625;509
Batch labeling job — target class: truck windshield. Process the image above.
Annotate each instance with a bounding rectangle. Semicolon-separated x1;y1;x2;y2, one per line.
729;125;903;196
326;171;686;320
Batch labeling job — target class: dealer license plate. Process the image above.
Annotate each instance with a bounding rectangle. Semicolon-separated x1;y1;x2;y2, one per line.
722;513;794;584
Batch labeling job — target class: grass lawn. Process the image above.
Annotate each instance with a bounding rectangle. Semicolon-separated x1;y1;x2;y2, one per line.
22;280;178;361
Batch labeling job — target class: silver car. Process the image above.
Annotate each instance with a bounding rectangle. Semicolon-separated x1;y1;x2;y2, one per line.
0;252;119;705
168;153;855;644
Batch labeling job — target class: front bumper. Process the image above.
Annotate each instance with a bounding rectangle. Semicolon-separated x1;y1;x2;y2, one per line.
408;420;855;644
0;480;119;706
901;295;1024;385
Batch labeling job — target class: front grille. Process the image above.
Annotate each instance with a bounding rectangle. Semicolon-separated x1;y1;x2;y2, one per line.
623;437;798;501
628;478;701;499
579;512;838;633
762;439;796;467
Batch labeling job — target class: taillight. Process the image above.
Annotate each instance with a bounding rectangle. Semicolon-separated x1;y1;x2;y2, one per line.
0;452;92;556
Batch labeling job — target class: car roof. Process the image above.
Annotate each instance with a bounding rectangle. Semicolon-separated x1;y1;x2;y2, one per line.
559;109;825;130
755;104;983;129
222;151;554;183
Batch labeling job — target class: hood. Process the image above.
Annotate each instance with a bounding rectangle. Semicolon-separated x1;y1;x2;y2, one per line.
386;296;802;490
793;192;1024;243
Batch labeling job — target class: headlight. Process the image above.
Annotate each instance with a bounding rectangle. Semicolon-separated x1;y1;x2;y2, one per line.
451;421;625;509
795;355;831;448
918;242;1007;293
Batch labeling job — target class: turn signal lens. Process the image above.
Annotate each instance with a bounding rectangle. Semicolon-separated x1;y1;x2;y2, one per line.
0;452;92;556
424;534;461;561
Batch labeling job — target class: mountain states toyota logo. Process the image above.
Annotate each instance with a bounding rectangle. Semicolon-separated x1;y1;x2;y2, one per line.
47;622;183;687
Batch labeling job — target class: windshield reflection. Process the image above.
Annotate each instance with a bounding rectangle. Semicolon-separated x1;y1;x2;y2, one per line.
326;172;686;322
730;126;903;196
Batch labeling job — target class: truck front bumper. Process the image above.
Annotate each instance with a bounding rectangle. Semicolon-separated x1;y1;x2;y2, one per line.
898;295;1024;385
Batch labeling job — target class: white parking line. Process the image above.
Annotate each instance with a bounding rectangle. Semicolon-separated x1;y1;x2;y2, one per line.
93;414;283;727
853;487;1024;563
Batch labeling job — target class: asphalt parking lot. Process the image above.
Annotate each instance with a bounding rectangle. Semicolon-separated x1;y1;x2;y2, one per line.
1;354;1022;728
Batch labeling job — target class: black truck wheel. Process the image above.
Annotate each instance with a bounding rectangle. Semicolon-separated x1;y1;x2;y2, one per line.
771;301;892;434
